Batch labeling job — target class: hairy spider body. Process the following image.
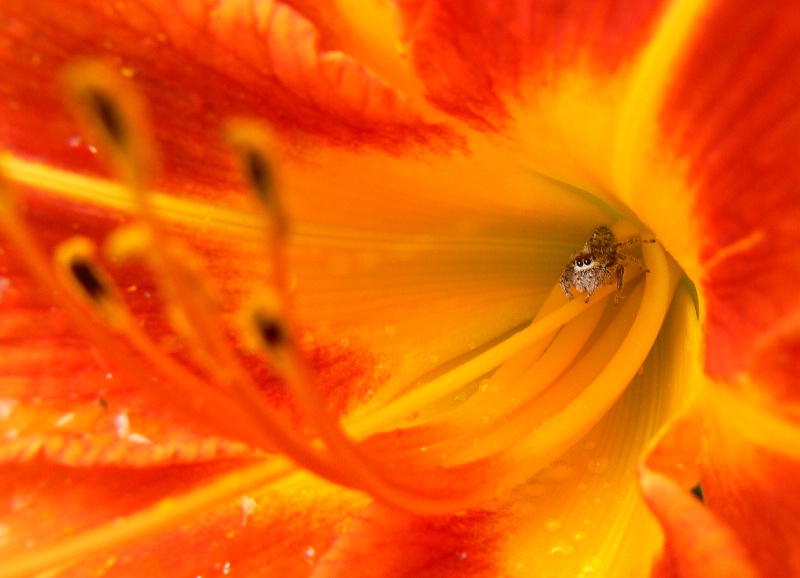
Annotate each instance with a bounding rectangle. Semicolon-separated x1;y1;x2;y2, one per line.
560;226;655;304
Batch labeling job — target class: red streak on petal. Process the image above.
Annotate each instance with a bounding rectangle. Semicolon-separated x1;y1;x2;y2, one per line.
312;503;500;578
701;417;800;576
1;458;364;578
395;0;669;129
661;1;800;385
0;458;256;553
0;0;463;204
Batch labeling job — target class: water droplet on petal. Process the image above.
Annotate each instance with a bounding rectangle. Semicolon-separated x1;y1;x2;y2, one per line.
587;458;609;474
549;540;575;558
544;518;562;532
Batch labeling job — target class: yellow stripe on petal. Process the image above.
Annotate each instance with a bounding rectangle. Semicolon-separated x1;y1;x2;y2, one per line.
613;0;713;280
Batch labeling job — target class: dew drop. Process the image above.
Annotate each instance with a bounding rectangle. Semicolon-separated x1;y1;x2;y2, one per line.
340;337;350;347
578;556;603;577
384;325;396;337
0;399;17;421
544;518;562;532
455;550;468;561
113;412;130;438
573;531;587;542
241;496;257;526
586;458;609;474
304;545;316;559
55;412;75;428
549;540;575;558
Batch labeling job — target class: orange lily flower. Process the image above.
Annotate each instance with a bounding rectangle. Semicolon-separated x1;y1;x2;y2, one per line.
0;1;797;577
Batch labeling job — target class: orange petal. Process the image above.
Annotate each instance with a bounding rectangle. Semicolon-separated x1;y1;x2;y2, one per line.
0;0;462;203
0;459;368;578
394;0;670;129
312;503;500;578
642;402;703;492
659;0;800;384
639;468;759;578
698;382;800;576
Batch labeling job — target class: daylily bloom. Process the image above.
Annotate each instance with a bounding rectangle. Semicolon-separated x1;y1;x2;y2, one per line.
0;0;798;576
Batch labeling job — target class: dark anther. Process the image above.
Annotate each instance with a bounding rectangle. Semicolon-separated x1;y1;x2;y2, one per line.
244;148;273;202
70;259;107;300
255;313;288;349
86;89;126;146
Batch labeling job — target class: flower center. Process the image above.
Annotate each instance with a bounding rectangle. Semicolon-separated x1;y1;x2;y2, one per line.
0;61;679;576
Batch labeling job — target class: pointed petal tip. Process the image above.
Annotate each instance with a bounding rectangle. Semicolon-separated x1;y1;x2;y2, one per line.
638;467;759;578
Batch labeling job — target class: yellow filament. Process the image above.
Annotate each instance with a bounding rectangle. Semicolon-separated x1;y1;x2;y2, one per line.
61;60;158;192
447;282;647;465
347;282;618;439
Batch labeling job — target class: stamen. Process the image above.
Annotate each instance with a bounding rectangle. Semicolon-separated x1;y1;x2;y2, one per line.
226;120;287;237
86;88;128;149
62;60;157;190
52;236;135;329
69;259;106;299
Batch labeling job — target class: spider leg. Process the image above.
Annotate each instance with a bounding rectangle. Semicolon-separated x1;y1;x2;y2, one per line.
560;268;574;301
614;237;656;250
614;265;625;305
618;253;649;272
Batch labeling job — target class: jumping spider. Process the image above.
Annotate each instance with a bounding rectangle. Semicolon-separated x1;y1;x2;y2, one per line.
560;225;655;305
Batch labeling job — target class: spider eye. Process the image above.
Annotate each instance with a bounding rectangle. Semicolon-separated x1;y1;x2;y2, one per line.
583;258;593;266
